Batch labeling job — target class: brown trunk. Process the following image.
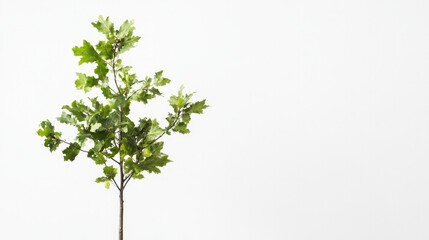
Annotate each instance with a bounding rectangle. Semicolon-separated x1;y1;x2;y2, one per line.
119;188;124;240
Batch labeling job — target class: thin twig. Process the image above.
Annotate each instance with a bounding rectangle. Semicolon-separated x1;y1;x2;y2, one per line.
123;174;133;188
103;162;120;191
112;42;121;94
57;138;119;165
147;109;182;146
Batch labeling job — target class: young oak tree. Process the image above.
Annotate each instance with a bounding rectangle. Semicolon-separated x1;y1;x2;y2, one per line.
37;16;208;240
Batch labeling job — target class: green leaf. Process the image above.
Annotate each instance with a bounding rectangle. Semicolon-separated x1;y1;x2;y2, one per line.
173;122;190;134
120;138;135;157
181;113;191;124
139;154;171;174
91;16;114;39
37;120;62;151
106;146;119;158
117;20;135;39
72;40;100;65
133;173;144;179
147;119;163;141
120;71;137;86
188;100;208;114
95;61;108;80
120;36;140;53
132;88;156;104
87;149;107;165
90;123;102;132
62;142;81;161
96;40;115;60
37;120;55;137
124;158;135;174
154;71;171;86
75;73;98;92
111;95;125;109
95;176;108;183
165;113;175;128
62;100;91;121
103;165;117;179
95;176;111;189
143;148;152;157
169;86;194;110
57;112;78;126
149;142;164;156
168;95;179;110
101;86;115;99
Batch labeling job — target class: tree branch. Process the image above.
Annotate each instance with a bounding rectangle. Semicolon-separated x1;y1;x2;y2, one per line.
125;83;150;102
125;89;139;101
57;138;119;164
112;42;121;94
113;138;119;149
124;110;182;189
123;173;133;189
110;158;120;165
111;178;120;191
57;138;121;190
104;163;120;191
58;139;89;153
109;85;118;95
148;109;182;146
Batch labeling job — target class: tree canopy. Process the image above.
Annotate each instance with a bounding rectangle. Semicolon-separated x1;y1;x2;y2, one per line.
37;16;208;190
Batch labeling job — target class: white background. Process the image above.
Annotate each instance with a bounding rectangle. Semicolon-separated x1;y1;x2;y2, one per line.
1;0;429;239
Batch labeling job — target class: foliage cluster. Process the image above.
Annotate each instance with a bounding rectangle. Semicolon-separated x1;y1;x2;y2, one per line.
37;16;208;190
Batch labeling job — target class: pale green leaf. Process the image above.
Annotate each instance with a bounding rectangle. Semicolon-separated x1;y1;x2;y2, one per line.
57;112;78;126
72;40;100;65
143;148;152;157
188;100;209;114
117;20;135;39
103;165;117;179
90;123;102;132
120;36;140;53
91;16;114;39
75;73;98;92
147;119;163;141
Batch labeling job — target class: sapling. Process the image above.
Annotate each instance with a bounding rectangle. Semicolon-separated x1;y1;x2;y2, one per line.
37;16;208;240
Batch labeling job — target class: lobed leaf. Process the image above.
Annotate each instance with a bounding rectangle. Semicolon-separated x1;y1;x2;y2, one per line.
188;100;209;114
91;16;115;39
94;61;109;81
37;120;62;151
57;112;78;126
75;73;98;92
120;36;141;54
62;142;81;161
154;71;171;86
117;20;135;39
72;40;100;65
103;165;118;179
139;154;171;174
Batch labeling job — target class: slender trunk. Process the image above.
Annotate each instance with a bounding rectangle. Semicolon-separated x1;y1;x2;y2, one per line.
119;105;124;240
119;151;124;240
119;187;124;240
114;41;125;240
118;120;124;240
